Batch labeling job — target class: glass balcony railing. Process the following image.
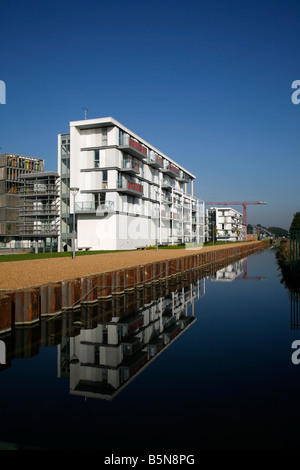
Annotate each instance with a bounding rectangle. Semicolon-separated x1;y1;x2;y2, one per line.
75;201;115;213
96;201;115;214
162;177;175;188
117;179;144;195
164;163;180;177
121;158;141;174
178;170;190;182
119;134;148;160
148;151;163;168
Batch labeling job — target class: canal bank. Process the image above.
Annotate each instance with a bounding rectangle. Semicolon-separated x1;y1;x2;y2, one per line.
0;240;270;334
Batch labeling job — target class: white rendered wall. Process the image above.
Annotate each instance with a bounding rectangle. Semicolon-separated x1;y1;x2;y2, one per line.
77;215;117;250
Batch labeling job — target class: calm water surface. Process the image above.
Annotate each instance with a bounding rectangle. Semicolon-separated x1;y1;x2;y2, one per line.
0;247;299;450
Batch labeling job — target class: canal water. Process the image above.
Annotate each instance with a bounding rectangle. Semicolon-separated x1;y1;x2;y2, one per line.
0;247;299;450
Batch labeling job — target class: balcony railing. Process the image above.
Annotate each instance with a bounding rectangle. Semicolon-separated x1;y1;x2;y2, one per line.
119;134;148;160
117;179;144;196
161;210;170;219
18;226;59;235
96;201;115;214
177;170;189;183
75;201;115;213
171;212;181;220
162;177;175;188
148;151;163;168
20;206;59;216
161;194;172;204
121;158;140;174
167;163;180;175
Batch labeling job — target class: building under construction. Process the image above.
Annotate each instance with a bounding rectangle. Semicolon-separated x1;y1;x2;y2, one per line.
18;172;60;252
0;153;59;251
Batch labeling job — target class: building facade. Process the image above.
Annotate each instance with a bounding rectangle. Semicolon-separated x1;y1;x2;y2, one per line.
0;153;45;248
58;117;204;252
0;153;60;251
18;172;60;252
206;207;243;242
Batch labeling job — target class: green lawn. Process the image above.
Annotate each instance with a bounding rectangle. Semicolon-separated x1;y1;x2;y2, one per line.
0;249;132;263
0;239;256;263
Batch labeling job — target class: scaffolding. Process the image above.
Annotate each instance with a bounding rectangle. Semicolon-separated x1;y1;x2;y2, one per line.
18;172;60;240
0;153;45;239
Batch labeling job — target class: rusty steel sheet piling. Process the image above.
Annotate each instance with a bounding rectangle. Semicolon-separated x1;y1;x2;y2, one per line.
0;240;270;335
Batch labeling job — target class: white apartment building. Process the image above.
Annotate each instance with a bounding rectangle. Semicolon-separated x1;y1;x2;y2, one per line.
58;117;204;251
206;207;243;242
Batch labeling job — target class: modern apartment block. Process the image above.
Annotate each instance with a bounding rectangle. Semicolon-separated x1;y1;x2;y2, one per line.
58;117;204;251
206;207;243;242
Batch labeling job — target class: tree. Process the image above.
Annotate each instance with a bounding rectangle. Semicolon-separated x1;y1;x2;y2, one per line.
290;212;300;232
268;226;288;238
247;224;253;234
213;225;218;241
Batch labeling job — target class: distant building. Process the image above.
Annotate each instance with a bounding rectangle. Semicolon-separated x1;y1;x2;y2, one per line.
58;117;205;252
206;207;243;242
0;153;59;251
18;172;60;252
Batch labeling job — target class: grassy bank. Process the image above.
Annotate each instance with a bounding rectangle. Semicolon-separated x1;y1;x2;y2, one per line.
0;239;262;263
0;249;132;263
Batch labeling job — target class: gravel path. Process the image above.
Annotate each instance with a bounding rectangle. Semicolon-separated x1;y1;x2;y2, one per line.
0;242;258;291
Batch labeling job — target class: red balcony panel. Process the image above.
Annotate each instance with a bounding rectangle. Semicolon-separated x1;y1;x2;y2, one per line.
129;137;148;156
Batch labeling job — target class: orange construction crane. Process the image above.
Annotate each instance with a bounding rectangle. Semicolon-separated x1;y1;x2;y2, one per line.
204;201;267;229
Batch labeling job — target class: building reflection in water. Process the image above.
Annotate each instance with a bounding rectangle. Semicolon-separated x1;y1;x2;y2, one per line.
210;259;244;282
58;278;205;401
210;258;267;283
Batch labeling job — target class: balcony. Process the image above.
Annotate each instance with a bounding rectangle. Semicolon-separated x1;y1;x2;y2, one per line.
162;177;175;189
152;208;160;219
162;163;180;178
18;225;59;236
75;201;115;214
177;170;190;183
20;205;59;217
117;179;144;196
96;201;115;215
161;193;172;204
119;135;148;160
171;212;181;221
161;210;170;219
147;151;163;168
120;158;141;175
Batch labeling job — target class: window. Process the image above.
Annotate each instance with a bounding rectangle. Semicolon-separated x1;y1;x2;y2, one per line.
94;193;106;210
102;170;108;189
94;150;99;168
102;128;107;146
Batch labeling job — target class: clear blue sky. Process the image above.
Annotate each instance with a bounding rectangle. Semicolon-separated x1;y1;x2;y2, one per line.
1;0;299;230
